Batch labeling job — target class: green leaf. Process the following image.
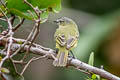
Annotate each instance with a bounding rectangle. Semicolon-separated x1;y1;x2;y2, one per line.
51;1;61;13
1;58;24;80
1;67;10;73
0;5;7;13
7;0;31;11
86;76;94;80
0;5;8;18
91;74;96;79
88;52;94;66
40;11;49;23
86;74;97;80
6;0;61;21
31;0;61;13
9;8;33;20
96;75;100;80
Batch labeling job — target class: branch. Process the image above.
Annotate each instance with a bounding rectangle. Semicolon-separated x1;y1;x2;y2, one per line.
0;0;8;10
0;7;14;73
0;18;7;21
69;59;120;80
13;18;25;31
20;54;48;75
0;38;119;80
24;0;39;17
22;0;42;61
9;14;15;25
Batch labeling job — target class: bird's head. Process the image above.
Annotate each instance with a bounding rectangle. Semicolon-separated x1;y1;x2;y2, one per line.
54;17;75;26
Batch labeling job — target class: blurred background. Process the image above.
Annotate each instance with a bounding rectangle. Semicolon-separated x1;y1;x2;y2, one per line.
1;0;120;80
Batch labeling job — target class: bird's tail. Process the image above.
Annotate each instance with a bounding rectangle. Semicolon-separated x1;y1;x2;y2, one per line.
53;48;68;67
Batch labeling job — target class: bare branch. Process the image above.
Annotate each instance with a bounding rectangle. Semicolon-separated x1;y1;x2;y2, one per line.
19;23;37;61
0;18;7;21
9;14;15;25
20;57;35;75
21;54;48;75
27;10;35;20
0;38;118;80
0;36;119;79
13;60;27;64
74;67;91;75
23;0;39;17
0;8;14;73
0;0;8;10
13;18;25;31
25;18;41;59
0;8;8;20
22;0;42;61
69;59;120;80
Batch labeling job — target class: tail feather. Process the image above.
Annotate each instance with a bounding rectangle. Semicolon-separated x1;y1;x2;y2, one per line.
53;49;68;67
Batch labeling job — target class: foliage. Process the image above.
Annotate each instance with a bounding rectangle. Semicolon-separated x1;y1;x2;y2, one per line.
1;58;24;80
6;0;61;21
88;52;94;66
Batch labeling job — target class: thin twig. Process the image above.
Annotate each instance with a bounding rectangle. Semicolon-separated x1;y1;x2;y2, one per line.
13;60;27;64
20;57;35;75
10;26;35;58
19;23;37;61
0;7;8;20
0;18;7;21
0;0;8;10
13;18;25;31
27;10;35;20
24;0;39;17
9;14;15;25
22;0;41;61
25;18;41;59
74;67;91;75
20;54;47;75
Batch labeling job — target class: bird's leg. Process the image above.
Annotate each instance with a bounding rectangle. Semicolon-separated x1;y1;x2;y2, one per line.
54;48;59;54
69;50;76;59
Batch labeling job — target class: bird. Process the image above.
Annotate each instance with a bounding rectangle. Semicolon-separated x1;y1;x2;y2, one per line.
53;17;79;67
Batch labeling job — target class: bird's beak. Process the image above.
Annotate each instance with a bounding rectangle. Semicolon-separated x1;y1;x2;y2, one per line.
53;20;60;23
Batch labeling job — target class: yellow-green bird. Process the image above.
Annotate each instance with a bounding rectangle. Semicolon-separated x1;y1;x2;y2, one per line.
53;17;79;67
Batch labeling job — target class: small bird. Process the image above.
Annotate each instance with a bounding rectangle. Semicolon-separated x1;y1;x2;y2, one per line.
53;17;79;67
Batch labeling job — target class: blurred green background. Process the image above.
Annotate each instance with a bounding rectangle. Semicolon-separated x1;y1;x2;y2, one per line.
1;0;120;80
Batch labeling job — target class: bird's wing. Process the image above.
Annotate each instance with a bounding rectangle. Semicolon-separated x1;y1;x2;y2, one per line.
55;34;66;47
66;36;78;49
